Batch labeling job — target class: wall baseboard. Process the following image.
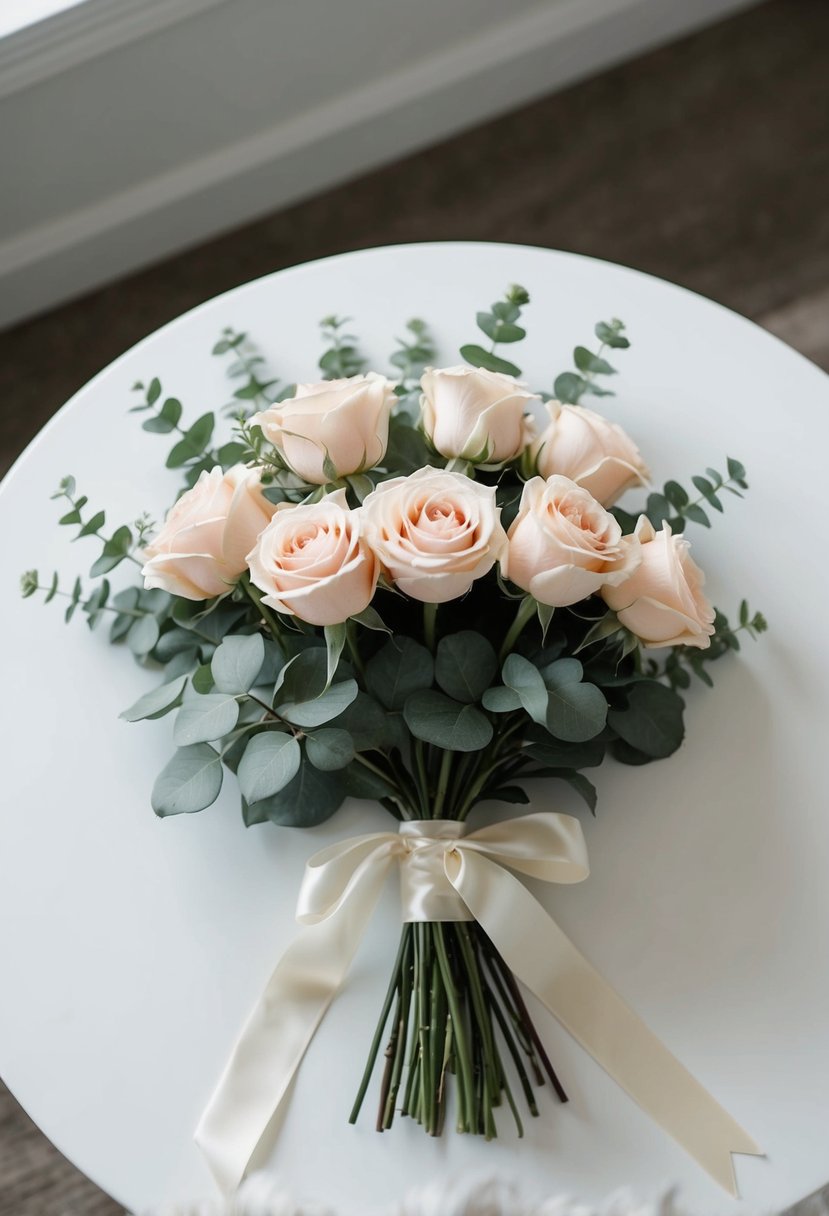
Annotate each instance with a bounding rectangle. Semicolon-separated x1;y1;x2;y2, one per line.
0;0;228;99
1;0;758;330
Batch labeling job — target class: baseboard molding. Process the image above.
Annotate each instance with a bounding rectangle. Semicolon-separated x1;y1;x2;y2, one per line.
0;0;228;98
0;0;758;330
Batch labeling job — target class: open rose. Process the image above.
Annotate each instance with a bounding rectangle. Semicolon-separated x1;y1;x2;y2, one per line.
361;466;506;602
142;465;276;600
503;475;640;608
530;402;649;506
420;366;537;465
252;373;395;484
602;516;715;648
246;489;377;626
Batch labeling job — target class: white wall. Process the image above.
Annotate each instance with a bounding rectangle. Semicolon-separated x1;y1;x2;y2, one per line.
1;0;759;328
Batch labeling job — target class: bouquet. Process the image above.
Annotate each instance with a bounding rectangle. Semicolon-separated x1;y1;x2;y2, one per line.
23;284;766;1196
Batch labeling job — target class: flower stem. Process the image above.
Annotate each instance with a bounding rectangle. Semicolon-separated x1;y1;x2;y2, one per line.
423;601;438;653
499;595;537;662
238;573;284;645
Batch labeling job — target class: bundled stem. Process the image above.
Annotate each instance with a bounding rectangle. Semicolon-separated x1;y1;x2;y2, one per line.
350;920;566;1137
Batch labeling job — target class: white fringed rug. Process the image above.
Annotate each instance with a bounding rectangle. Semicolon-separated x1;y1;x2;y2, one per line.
131;1174;731;1216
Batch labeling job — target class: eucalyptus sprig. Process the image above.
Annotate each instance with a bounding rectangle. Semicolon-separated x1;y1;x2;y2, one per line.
130;379;223;488
319;315;366;380
657;602;768;690
212;327;282;419
553;318;629;405
50;476;142;577
460;284;530;377
390;318;436;389
613;457;750;534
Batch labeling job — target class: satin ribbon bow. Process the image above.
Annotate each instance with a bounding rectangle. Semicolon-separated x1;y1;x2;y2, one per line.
195;813;760;1197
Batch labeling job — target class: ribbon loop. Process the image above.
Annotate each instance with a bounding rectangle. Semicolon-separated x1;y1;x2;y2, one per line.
195;811;761;1198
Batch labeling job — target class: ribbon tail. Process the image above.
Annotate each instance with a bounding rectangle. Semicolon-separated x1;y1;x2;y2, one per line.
194;861;390;1195
454;850;762;1196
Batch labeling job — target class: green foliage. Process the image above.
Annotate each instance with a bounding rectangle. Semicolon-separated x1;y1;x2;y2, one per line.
390;318;437;392
237;732;302;802
151;743;223;816
120;675;188;722
213;327;280;418
641;458;749;531
607;680;685;759
403;690;493;752
319;315;366;379
553;318;628;404
50;477;139;579
173;693;240;746
129;378;222;484
305;728;355;771
243;762;346;827
366;637;434;711
460;284;530;377
211;633;265;694
435;632;498;703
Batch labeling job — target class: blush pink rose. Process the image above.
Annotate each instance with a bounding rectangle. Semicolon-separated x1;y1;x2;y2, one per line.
245;489;378;626
602;515;716;648
251;373;395;485
420;366;537;465
361;466;507;603
142;465;276;600
503;475;640;608
530;402;649;506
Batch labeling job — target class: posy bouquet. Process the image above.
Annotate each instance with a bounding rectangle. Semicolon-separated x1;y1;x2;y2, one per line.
24;285;766;1196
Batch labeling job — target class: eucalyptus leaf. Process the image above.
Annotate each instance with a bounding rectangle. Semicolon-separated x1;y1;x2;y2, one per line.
127;614;160;656
151;744;223;816
503;653;548;724
173;694;240;746
546;679;607;742
366;637;434;711
403;690;493;752
305;728;355;771
212;633;265;694
481;686;521;713
324;622;347;689
607;681;684;759
328;692;389;751
278;678;358;728
435;632;498;703
120;675;187;722
237;731;302;802
245;762;345;827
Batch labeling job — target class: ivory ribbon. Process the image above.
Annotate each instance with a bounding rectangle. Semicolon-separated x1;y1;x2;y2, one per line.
194;814;760;1197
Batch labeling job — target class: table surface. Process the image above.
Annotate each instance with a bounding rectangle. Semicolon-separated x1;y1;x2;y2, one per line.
1;243;827;1216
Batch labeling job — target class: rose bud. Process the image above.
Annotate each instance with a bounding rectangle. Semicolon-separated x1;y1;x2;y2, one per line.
503;475;641;608
530;401;649;506
601;515;716;648
420;366;537;465
246;489;378;626
252;373;395;485
142;465;276;601
361;466;507;603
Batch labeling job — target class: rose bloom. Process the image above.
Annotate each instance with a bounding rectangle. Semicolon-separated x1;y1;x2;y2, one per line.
602;515;715;649
142;465;276;600
246;489;378;626
361;466;507;603
503;475;640;608
252;373;395;485
530;401;649;506
420;366;537;465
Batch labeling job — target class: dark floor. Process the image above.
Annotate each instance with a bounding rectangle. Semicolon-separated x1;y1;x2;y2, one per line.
1;0;827;1212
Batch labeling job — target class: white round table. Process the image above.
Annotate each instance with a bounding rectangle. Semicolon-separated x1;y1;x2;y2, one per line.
1;243;827;1215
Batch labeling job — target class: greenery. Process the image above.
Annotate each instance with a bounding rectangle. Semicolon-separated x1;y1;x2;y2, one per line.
460;283;531;377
